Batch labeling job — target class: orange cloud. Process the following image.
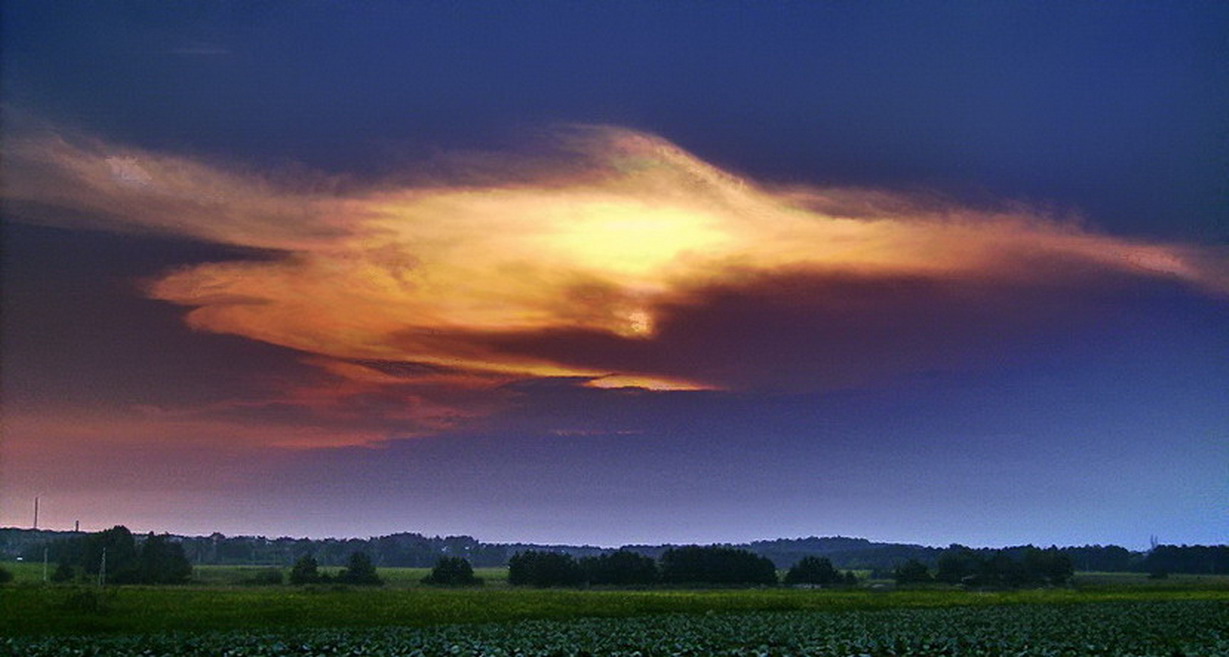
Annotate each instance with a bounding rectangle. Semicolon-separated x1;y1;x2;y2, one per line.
5;125;1227;404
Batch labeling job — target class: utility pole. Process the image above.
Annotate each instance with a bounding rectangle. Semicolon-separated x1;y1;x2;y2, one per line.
99;547;107;587
43;547;49;583
33;497;39;529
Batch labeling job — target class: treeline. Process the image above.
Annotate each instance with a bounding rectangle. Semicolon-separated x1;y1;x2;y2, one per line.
505;547;856;588
14;529;508;567
40;526;192;585
883;543;1229;579
286;553;382;586
7;527;1227;575
892;546;1074;587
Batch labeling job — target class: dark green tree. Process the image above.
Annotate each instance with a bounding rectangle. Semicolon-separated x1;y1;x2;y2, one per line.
136;534;192;584
84;526;140;584
289;555;321;584
579;550;659;586
982;550;1026;587
1023;547;1074;586
508;551;584;587
936;545;981;584
893;558;933;585
421;556;482;586
784;556;842;586
659;546;777;586
338;551;382;585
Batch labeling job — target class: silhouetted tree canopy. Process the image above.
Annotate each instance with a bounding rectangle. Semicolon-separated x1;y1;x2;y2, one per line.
784;556;849;586
659;546;777;586
579;550;659;586
41;526;190;585
135;534;192;584
508;551;584;587
289;555;322;585
936;544;1072;587
1143;545;1229;575
936;544;980;584
422;556;482;586
337;551;382;585
893;558;933;585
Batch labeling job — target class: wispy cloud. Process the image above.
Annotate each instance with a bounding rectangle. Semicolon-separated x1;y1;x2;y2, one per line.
5;124;1226;442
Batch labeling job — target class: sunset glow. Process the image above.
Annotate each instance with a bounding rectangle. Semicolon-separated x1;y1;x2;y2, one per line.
6;127;1226;415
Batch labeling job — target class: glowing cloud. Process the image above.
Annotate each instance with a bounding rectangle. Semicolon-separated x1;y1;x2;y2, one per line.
5;125;1227;407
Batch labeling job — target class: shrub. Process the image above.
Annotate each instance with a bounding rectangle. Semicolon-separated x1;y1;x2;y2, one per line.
337;552;382;585
422;556;482;586
289;555;321;585
0;566;12;584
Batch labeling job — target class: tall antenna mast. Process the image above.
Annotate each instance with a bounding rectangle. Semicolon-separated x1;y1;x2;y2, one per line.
33;497;39;529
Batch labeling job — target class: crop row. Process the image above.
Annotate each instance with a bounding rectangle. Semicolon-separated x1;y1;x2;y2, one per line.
5;600;1227;656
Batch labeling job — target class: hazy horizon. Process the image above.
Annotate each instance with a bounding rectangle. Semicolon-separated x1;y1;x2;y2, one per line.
3;521;1191;554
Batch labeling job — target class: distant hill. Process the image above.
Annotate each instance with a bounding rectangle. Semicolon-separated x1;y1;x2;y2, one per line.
4;526;1223;574
2;528;931;569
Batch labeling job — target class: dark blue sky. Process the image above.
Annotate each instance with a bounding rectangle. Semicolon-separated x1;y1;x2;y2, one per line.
2;1;1226;548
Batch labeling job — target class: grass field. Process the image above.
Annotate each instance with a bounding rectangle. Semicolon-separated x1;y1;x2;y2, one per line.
1;560;511;588
2;561;1227;638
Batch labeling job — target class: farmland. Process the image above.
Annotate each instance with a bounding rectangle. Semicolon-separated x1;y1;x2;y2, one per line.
4;600;1227;656
2;563;1227;654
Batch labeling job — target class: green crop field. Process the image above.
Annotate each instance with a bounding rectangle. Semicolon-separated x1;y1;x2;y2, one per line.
3;563;1228;654
4;600;1228;656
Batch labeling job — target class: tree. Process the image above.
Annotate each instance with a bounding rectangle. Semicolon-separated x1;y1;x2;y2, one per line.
1023;547;1074;586
136;534;192;584
784;556;843;586
289;555;322;585
37;527;192;585
579;550;659;586
338;551;382;585
982;550;1026;587
893;559;933;585
87;526;141;583
508;551;584;587
659;546;777;586
936;545;980;584
421;556;482;586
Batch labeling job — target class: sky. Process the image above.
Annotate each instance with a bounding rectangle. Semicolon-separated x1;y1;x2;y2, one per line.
1;1;1226;549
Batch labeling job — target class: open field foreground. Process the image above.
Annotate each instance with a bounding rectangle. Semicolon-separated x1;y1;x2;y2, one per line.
2;577;1228;636
4;600;1227;656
